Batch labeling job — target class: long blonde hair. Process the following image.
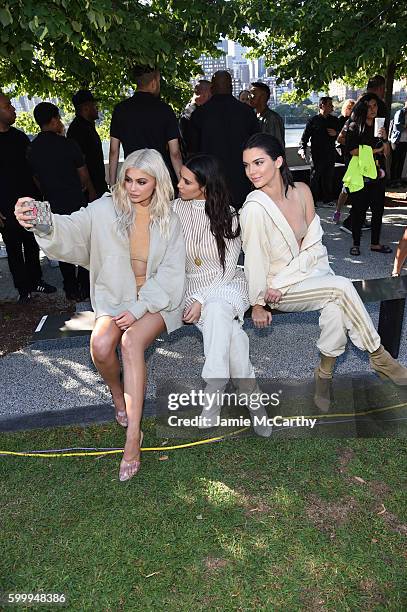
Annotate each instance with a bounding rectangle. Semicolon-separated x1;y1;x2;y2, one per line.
112;149;174;237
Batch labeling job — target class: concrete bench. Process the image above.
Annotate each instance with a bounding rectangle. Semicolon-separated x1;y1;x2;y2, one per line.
32;276;406;359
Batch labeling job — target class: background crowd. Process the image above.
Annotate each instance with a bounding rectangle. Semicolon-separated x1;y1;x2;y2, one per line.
1;67;406;304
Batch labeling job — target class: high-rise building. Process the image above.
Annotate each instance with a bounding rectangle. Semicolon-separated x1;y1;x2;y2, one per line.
233;62;250;88
198;54;227;79
328;81;360;101
231;42;247;61
248;58;266;81
217;39;228;54
231;77;242;98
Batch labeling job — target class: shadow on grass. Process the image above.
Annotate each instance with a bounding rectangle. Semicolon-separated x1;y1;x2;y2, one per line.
0;421;406;610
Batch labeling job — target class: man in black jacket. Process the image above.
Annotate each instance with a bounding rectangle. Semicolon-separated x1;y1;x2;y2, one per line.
299;96;340;205
191;71;260;209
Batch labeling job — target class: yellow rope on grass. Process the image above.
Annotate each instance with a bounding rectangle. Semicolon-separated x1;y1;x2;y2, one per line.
0;402;405;458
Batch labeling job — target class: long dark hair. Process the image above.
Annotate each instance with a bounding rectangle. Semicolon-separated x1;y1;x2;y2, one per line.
184;154;240;271
243;133;294;196
349;93;378;135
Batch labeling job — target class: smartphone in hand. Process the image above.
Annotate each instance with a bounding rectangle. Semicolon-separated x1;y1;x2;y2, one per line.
24;200;52;233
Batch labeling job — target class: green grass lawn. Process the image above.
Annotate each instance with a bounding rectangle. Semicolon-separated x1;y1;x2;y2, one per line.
1;422;406;611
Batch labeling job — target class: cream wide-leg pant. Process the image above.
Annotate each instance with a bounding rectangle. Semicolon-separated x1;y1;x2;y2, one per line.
275;275;381;357
196;298;255;385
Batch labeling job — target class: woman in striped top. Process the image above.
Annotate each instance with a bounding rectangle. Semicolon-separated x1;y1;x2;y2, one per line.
173;154;270;435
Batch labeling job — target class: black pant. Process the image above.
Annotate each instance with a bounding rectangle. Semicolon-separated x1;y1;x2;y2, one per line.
59;262;89;296
310;157;335;203
391;142;407;181
349;180;385;246
1;214;42;294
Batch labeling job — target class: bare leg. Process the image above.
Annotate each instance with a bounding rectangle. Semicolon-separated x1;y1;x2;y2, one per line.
392;228;407;275
336;190;348;213
120;312;166;464
333;190;348;223
90;316;125;418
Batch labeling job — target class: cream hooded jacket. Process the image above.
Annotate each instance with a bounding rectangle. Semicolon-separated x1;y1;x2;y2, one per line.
240;190;334;306
33;194;186;333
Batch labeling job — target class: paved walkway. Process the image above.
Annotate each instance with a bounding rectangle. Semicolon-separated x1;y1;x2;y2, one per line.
1;203;406;430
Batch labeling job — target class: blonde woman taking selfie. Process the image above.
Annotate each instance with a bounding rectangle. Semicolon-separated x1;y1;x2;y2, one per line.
15;149;186;482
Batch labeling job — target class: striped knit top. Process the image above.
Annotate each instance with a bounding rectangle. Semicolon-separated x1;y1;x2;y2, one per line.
173;198;249;321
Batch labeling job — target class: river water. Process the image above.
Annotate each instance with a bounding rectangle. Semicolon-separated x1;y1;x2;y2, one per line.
285;127;304;147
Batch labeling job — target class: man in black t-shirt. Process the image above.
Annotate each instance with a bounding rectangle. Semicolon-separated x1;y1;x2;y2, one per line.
109;67;182;186
0;93;56;303
67;90;107;199
28;102;94;300
299;96;340;205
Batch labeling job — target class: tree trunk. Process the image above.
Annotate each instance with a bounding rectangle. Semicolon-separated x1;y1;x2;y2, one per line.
384;59;396;121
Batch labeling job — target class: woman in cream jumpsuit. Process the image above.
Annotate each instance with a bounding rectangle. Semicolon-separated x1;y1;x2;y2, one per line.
240;133;407;409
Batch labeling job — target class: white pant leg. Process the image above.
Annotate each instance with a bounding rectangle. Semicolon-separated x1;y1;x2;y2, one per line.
276;275;381;357
229;320;255;380
199;299;235;384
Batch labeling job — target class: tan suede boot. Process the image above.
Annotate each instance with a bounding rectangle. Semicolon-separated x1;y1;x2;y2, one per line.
314;354;336;412
369;345;407;385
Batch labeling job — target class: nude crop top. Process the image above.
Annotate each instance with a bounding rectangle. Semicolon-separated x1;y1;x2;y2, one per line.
129;202;150;292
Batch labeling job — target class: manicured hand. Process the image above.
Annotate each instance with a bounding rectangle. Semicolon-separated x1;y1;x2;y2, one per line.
113;311;136;331
327;128;337;137
252;304;272;329
14;197;37;228
264;288;283;304
183;301;202;324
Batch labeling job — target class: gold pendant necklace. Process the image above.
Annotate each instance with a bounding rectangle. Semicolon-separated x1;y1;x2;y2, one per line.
190;201;207;267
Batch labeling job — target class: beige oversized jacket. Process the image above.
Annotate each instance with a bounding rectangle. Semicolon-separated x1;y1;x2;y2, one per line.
240;190;334;306
33;194;186;333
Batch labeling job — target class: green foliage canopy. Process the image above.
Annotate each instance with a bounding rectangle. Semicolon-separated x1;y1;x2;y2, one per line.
14;111;39;136
0;0;243;112
240;0;407;105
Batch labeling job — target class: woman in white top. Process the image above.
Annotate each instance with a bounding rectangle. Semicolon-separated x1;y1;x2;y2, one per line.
173;154;270;434
15;149;185;482
240;133;407;410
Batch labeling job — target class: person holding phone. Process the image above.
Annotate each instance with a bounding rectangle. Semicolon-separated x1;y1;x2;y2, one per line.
345;93;391;256
15;148;186;482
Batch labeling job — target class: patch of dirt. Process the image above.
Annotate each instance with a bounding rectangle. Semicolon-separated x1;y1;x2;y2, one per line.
300;588;327;612
359;578;386;608
369;480;391;498
306;494;358;535
378;511;407;537
204;556;229;571
336;447;355;473
0;295;75;356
